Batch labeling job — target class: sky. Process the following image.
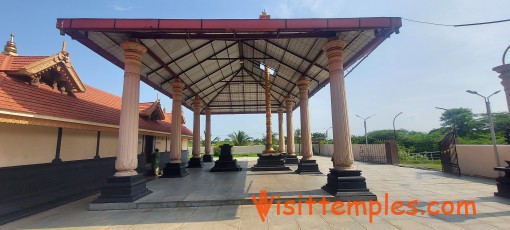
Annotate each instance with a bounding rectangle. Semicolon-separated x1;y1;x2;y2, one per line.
2;0;510;140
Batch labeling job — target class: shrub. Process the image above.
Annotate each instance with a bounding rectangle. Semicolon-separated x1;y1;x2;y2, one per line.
213;141;234;156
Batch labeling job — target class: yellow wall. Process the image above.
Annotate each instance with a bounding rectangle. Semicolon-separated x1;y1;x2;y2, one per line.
182;137;189;150
60;128;97;161
165;136;169;152
0;123;57;167
99;131;118;158
457;145;510;178
154;136;166;152
0;122;186;167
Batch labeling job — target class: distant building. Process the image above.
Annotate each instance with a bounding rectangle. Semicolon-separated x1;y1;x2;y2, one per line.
0;35;192;224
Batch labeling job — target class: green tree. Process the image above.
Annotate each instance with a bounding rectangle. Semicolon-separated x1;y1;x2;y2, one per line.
294;128;301;143
312;132;327;144
476;112;510;133
228;130;252;146
261;132;277;143
439;108;481;137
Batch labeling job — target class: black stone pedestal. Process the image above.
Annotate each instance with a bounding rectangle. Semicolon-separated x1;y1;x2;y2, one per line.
210;144;242;172
295;159;321;174
161;162;189;178
251;154;291;171
93;174;152;203
203;154;214;162
188;157;204;168
285;155;299;164
494;160;510;199
322;169;377;201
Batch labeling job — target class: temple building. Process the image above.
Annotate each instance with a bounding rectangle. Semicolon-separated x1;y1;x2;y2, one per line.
0;35;192;223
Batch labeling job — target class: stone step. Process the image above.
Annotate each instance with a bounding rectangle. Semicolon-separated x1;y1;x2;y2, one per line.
89;195;341;211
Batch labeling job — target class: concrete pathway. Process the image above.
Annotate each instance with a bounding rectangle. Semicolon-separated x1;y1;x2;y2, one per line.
2;156;509;229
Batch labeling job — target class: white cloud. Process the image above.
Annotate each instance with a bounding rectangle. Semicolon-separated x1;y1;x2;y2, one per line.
111;5;134;11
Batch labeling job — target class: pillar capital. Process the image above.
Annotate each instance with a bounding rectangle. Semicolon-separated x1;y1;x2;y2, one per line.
170;79;185;100
322;39;346;71
120;42;147;64
285;96;294;106
277;107;285;113
192;96;201;109
204;107;212;115
297;77;309;92
494;64;510;80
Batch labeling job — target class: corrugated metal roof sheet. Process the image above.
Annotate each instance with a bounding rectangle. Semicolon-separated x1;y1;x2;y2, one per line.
59;17;401;114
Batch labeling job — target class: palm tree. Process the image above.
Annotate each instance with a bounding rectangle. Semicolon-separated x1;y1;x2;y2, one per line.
228;130;253;146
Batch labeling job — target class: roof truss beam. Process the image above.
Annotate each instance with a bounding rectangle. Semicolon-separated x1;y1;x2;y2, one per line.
147;40;214;76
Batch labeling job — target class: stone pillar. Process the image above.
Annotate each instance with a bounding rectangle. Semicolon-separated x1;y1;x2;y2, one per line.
189;96;204;167
321;39;376;200
277;108;286;153
285;96;295;156
203;108;213;162
115;42;146;177
494;64;510;113
162;79;189;177
295;77;320;174
284;96;299;165
324;40;355;170
94;41;152;203
297;77;312;160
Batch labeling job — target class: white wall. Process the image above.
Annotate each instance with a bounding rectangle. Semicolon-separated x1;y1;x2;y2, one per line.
0;123;57;167
457;145;510;178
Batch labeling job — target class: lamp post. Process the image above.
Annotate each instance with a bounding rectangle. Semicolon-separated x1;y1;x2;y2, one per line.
466;90;502;168
356;114;375;161
435;107;457;135
324;127;333;156
393;112;403;140
325;126;333;140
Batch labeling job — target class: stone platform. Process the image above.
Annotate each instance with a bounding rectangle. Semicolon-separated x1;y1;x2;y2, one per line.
6;156;510;230
90;159;333;210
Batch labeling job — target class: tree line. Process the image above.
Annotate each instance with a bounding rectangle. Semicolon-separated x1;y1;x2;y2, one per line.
203;108;509;153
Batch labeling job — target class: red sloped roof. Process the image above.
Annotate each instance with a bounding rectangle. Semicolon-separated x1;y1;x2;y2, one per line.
0;54;192;136
0;54;48;71
139;102;153;114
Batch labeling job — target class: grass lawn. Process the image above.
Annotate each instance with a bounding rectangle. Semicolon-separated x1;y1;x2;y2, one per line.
399;160;442;171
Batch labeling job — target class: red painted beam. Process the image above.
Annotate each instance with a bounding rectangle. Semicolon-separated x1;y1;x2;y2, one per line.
57;17;402;33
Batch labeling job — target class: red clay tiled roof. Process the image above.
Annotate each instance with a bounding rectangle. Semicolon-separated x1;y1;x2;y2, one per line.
139;102;153;114
0;54;192;136
0;54;48;71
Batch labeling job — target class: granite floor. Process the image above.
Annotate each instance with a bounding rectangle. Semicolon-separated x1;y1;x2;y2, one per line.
2;156;509;230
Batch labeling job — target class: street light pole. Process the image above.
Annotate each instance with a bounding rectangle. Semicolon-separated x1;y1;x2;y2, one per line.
393;112;403;140
435;107;458;136
356;114;375;161
325;126;333;140
466;90;502;168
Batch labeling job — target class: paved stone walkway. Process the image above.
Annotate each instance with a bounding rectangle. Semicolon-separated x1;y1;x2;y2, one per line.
2;156;509;229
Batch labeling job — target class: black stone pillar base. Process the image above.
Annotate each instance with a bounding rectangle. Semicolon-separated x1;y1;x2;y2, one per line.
251;154;291;171
322;169;377;201
161;162;189;178
285;155;299;164
494;161;510;199
93;174;152;203
295;159;321;174
203;154;214;162
495;176;510;199
210;159;243;172
188;157;204;168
